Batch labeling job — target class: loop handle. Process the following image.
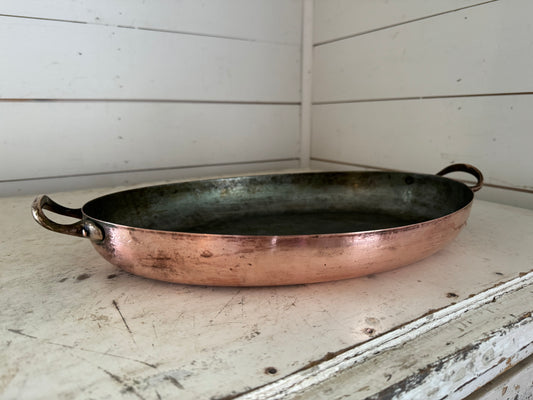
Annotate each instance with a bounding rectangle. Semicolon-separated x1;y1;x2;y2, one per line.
31;195;103;240
436;163;484;192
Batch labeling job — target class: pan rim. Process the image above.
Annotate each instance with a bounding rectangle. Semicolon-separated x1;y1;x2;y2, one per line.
81;170;475;240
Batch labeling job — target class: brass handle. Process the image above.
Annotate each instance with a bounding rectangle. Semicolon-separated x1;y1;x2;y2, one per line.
436;163;484;192
31;195;103;241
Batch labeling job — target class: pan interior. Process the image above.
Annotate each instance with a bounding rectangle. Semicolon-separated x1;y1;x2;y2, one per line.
83;172;473;236
182;210;421;235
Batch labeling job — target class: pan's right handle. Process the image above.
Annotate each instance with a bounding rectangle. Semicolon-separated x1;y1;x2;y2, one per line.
436;163;484;192
31;195;103;241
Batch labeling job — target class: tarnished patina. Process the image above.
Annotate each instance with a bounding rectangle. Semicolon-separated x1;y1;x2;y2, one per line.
31;164;483;286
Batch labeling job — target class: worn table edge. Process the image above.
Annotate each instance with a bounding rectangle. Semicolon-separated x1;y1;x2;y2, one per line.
233;271;533;400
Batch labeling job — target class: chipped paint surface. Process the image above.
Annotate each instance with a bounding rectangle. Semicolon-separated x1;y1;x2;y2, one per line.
467;353;533;400
1;188;533;399
237;274;533;400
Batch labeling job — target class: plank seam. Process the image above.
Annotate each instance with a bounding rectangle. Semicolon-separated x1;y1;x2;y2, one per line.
313;0;500;47
0;98;300;106
0;159;300;184
0;13;298;45
313;92;533;105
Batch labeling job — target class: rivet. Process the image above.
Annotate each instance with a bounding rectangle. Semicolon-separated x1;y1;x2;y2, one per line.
83;220;104;241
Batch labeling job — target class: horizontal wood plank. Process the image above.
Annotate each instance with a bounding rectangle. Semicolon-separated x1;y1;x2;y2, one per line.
0;160;300;197
313;0;533;102
312;97;533;189
0;17;300;101
313;0;482;45
0;102;299;183
1;0;302;44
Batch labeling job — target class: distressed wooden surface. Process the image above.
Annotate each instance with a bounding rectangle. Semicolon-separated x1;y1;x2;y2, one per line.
466;353;533;400
1;182;532;399
277;273;533;400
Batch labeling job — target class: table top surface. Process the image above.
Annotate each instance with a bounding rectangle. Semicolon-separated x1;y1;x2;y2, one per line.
1;182;533;399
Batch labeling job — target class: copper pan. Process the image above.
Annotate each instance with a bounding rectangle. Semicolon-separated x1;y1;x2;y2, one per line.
32;163;483;286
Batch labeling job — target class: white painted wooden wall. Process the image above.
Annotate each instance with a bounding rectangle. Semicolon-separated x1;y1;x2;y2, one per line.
311;0;533;210
0;1;302;195
2;0;532;211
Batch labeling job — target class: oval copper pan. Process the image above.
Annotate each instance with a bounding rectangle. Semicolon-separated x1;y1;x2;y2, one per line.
32;164;483;286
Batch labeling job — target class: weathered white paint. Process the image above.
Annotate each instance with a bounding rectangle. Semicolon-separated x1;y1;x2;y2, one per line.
1;0;302;44
313;0;485;45
466;354;533;400
0;17;300;101
0;102;299;182
310;159;533;211
311;96;533;209
284;278;533;400
313;0;533;102
1;186;532;399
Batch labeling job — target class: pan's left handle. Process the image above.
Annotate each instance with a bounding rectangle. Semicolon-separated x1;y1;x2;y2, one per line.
436;163;484;192
31;195;103;241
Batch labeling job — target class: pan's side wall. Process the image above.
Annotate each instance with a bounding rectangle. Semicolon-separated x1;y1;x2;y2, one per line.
0;1;303;196
311;0;533;210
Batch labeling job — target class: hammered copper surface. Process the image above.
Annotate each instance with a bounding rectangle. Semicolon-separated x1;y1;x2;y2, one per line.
32;165;483;286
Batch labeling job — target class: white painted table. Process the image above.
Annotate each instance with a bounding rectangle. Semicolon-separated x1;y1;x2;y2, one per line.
1;183;532;399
